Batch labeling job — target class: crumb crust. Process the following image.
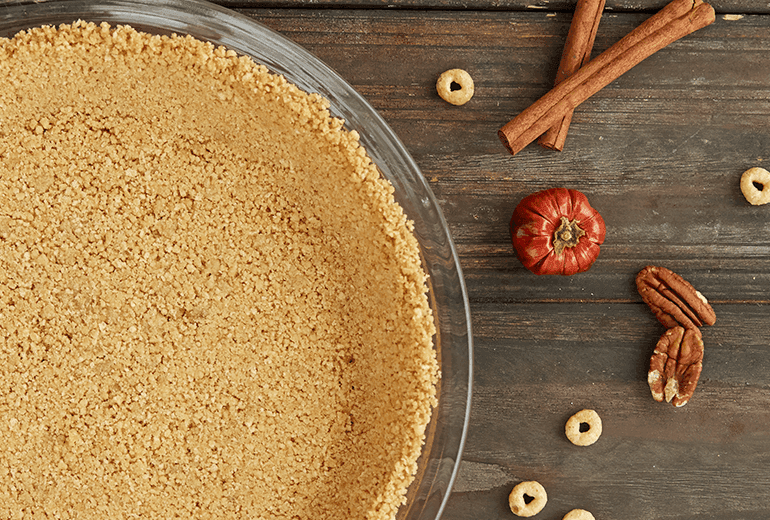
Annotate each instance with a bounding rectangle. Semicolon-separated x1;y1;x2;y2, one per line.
0;21;438;519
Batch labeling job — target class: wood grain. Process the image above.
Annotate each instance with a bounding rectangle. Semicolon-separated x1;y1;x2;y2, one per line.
225;1;770;14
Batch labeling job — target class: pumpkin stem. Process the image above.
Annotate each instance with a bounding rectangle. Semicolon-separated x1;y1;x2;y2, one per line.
553;216;586;256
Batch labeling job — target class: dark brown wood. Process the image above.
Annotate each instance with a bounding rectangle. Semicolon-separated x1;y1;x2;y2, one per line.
232;5;770;518
225;1;770;14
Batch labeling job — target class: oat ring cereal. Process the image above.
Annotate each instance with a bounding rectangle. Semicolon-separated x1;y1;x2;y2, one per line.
740;166;770;205
436;68;475;106
563;509;596;520
508;480;547;517
565;409;603;446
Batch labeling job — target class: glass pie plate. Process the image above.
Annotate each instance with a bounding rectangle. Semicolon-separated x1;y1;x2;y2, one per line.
0;1;473;519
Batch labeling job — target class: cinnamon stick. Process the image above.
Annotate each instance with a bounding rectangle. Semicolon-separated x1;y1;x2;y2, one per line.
538;0;606;151
499;0;715;156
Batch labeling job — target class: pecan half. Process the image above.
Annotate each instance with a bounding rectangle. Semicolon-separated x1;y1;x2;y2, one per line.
648;326;703;407
636;266;716;330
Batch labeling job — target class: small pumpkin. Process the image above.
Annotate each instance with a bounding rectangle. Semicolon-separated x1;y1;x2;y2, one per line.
510;187;606;276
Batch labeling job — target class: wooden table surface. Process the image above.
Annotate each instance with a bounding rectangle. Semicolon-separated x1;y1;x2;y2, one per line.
6;0;766;518
210;1;770;518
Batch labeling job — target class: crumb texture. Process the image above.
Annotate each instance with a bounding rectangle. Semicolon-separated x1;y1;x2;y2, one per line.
0;21;437;519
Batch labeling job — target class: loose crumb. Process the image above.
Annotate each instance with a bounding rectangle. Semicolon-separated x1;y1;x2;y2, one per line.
740;166;770;205
508;480;547;517
0;21;438;519
563;509;595;520
436;68;475;106
565;409;602;446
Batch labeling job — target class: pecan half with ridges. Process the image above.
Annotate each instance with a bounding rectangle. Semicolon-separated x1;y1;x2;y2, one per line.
648;326;704;407
636;266;716;330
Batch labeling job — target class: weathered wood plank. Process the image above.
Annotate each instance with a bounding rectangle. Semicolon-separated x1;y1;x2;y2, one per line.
227;1;770;15
463;301;770;518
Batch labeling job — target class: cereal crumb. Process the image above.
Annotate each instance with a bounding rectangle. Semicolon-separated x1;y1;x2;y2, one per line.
0;21;438;519
740;166;770;205
565;409;602;446
509;480;547;517
436;68;475;106
563;509;595;520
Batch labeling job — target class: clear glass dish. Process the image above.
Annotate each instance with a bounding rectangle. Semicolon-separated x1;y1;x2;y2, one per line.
0;1;473;519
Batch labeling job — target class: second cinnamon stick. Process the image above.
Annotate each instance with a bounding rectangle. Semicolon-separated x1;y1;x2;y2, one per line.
538;0;606;151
